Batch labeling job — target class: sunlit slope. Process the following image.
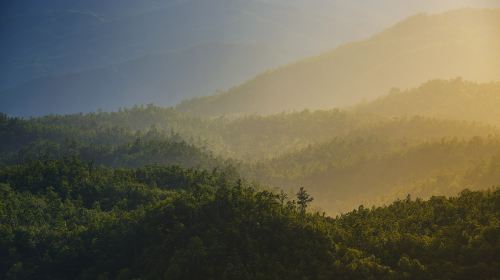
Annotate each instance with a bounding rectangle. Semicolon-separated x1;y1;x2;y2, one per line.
18;78;500;162
23;104;496;161
250;136;500;213
177;9;500;116
4;78;500;214
354;79;500;126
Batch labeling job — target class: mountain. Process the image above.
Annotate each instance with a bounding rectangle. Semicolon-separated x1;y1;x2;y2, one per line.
354;79;500;126
3;79;500;213
10;79;498;161
177;9;500;116
15;97;497;162
250;136;500;213
0;43;291;116
0;112;222;169
3;2;500;116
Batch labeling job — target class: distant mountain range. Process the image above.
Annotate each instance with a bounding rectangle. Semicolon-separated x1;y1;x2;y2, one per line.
2;0;499;116
0;43;292;116
177;9;500;116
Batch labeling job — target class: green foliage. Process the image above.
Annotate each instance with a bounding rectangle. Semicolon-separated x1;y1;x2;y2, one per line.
0;111;222;170
296;187;313;213
2;78;500;279
2;90;499;214
333;189;500;279
1;160;498;279
250;136;500;213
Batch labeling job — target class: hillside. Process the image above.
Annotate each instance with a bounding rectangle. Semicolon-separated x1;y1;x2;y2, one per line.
7;101;497;162
250;136;500;213
4;3;499;116
4;2;500;279
3;79;500;211
1;159;499;279
354;79;500;126
4;105;499;214
177;9;500;116
0;113;221;170
0;43;291;116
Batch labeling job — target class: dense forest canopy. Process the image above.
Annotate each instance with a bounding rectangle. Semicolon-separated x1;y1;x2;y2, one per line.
2;5;500;279
2;75;500;280
5;79;498;162
2;79;500;214
1;159;499;279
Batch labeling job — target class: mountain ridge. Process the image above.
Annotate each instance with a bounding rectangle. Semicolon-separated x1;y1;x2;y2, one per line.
177;8;500;116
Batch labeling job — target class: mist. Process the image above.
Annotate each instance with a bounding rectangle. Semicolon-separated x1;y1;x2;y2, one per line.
2;0;499;115
1;2;500;279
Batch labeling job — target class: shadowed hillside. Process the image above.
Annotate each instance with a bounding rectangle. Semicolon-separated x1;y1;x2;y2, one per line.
1;159;499;279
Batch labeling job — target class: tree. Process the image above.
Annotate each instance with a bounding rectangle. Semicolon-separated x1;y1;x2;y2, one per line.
296;187;313;213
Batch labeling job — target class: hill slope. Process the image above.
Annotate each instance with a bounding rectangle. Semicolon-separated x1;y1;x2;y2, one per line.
3;80;500;213
354;79;500;126
0;43;290;116
3;2;499;116
250;136;500;213
0;113;221;169
177;9;500;116
1;159;499;279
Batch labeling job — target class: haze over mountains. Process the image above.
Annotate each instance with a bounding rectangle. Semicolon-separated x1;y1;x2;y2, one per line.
354;79;500;126
2;3;500;278
178;8;500;116
2;1;500;116
3;78;500;213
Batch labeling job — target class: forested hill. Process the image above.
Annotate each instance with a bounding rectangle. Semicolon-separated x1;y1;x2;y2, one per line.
2;77;500;278
250;136;500;213
0;112;222;170
177;9;500;116
3;1;500;278
354;79;500;126
1;159;499;279
3;79;500;213
11;78;498;162
3;95;498;163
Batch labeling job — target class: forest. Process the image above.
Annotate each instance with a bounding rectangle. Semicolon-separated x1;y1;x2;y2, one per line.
2;79;500;212
2;5;500;278
1;79;500;278
1;158;499;279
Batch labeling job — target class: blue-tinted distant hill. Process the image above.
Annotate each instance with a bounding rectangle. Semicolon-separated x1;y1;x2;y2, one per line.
0;43;291;116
